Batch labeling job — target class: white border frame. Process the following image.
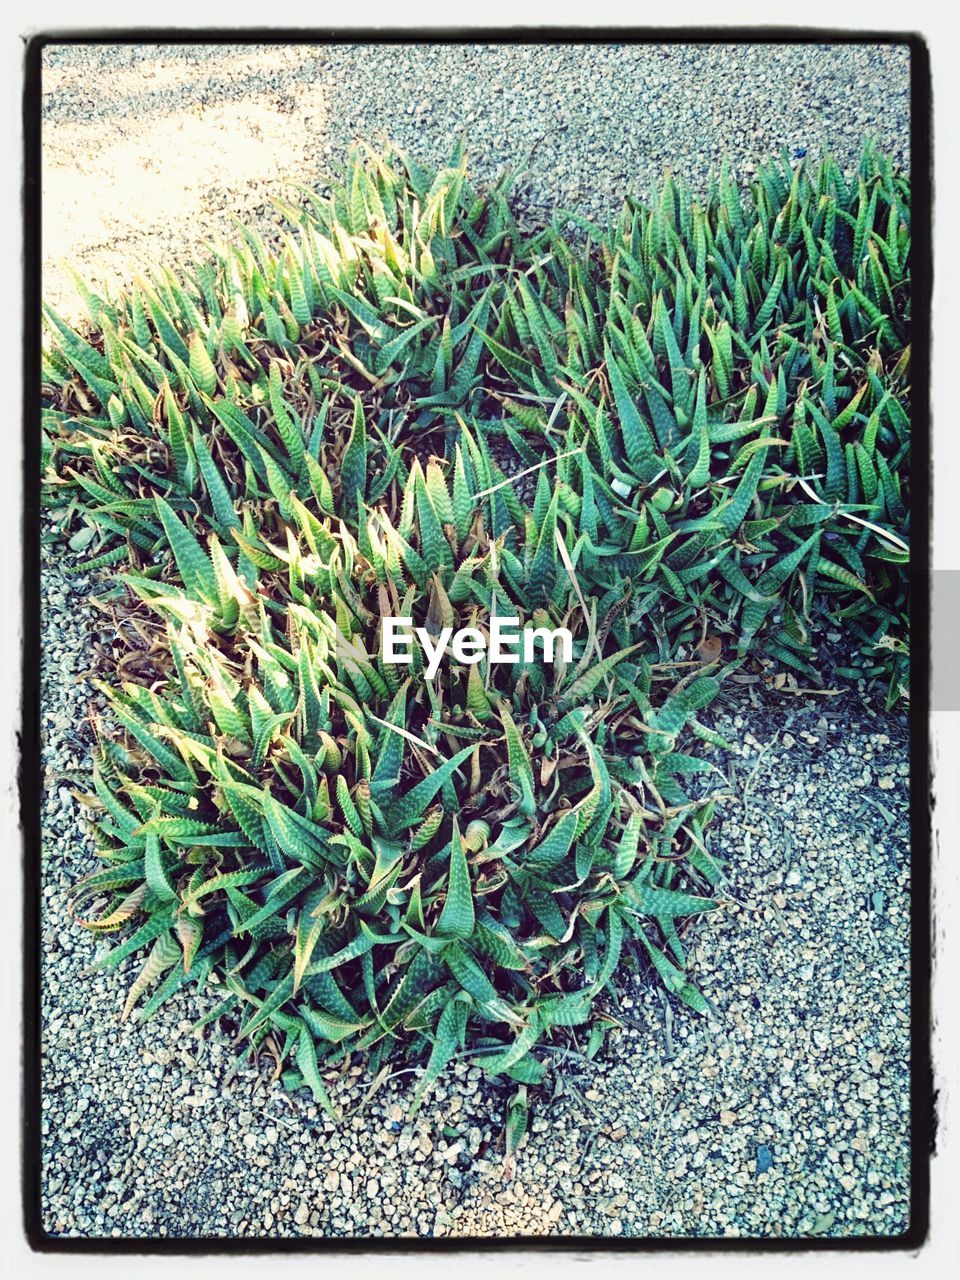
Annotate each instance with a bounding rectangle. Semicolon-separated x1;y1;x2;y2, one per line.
4;7;956;1275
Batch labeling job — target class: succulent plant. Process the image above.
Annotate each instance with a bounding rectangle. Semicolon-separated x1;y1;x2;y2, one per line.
42;140;910;1125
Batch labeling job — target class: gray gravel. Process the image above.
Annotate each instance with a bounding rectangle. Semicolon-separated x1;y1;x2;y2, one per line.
40;544;913;1240
39;41;912;1240
41;41;911;319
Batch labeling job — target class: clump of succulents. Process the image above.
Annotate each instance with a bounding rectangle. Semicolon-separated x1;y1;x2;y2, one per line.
41;140;910;1135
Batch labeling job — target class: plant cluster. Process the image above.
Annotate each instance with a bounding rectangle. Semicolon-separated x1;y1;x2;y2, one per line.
41;141;911;1132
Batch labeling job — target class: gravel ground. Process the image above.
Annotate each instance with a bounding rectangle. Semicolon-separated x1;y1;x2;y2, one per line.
38;41;913;1241
39;543;912;1241
41;40;912;320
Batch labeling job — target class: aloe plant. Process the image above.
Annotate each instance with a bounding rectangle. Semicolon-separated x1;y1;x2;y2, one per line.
73;460;726;1115
41;140;910;1126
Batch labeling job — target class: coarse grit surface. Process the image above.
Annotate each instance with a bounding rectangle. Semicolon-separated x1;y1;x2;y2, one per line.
39;40;913;1240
